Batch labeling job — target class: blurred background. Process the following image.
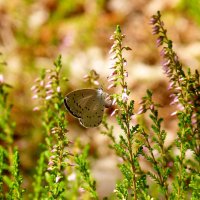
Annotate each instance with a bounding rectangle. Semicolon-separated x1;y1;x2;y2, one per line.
0;0;200;198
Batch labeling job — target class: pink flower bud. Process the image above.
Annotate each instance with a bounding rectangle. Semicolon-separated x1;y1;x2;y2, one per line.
107;83;116;90
40;80;44;86
68;173;76;181
33;107;40;111
0;74;4;83
78;187;85;193
57;86;61;93
48;160;54;166
32;94;38;99
93;80;100;86
31;85;37;91
171;111;177;116
111;109;119;116
56;176;61;183
122;92;128;102
46;95;52;100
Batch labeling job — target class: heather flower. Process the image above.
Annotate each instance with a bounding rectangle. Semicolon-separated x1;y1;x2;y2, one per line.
48;160;54;166
122;92;128;102
45;84;52;89
149;104;154;111
150;11;199;120
51;148;57;153
107;83;116;90
152;25;160;35
68;173;76;181
56;86;61;93
156;36;164;47
40;80;44;86
46;89;53;95
78;187;85;193
149;13;160;25
0;74;4;83
31;85;37;91
45;95;52;100
47;167;53;171
32;94;38;99
33;106;40;111
171;111;177;116
55;175;61;183
111;109;119;116
137;105;146;114
107;25;130;90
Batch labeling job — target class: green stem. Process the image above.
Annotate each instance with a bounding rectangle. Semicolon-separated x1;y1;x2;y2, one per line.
144;134;169;199
124;105;137;200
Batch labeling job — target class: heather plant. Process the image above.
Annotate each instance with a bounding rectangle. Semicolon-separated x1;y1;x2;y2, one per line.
30;56;98;199
0;75;24;199
100;13;199;199
101;12;199;199
30;56;78;199
0;10;199;200
149;11;200;199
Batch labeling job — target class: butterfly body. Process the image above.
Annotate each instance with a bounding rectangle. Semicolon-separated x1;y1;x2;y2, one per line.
64;88;111;128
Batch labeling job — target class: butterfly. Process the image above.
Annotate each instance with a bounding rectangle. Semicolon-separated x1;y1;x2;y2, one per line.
64;88;112;128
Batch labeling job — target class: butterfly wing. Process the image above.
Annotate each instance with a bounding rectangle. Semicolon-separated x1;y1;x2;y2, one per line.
64;89;97;118
79;98;104;128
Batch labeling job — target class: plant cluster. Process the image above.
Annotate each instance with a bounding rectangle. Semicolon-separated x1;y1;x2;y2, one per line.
0;11;199;199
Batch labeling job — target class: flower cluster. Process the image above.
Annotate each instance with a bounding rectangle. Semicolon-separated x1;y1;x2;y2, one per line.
108;25;131;91
108;25;132;117
137;90;158;115
150;11;200;125
47;127;73;184
31;68;62;111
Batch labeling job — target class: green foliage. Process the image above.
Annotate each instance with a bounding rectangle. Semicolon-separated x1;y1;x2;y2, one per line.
30;55;73;199
0;11;200;200
7;149;24;200
0;77;24;199
190;174;200;199
107;25;149;200
75;145;98;199
178;0;200;25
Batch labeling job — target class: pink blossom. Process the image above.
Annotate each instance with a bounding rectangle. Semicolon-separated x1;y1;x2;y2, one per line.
93;80;100;86
78;187;85;193
46;90;53;95
112;98;117;105
123;72;128;77
40;80;44;86
108;77;117;82
45;95;52;100
33;107;40;111
45;84;52;89
51;148;57;153
171;111;177;116
107;83;116;90
32;94;38;99
122;92;128;102
137;106;146;114
47;167;53;171
0;74;4;83
68;173;76;181
48;160;54;166
31;85;37;91
57;86;61;93
111;109;119;116
56;176;61;183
